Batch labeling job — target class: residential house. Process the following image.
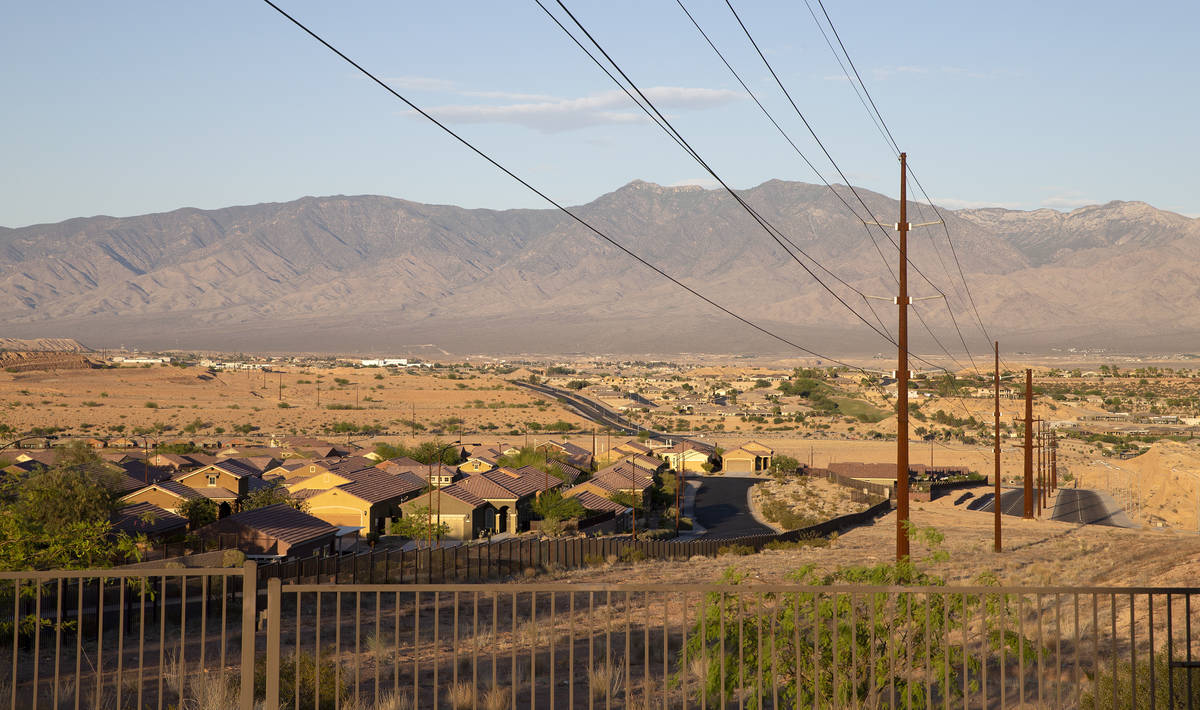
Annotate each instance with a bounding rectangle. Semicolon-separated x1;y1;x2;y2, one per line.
721;441;774;474
535;440;594;470
173;459;268;500
120;480;238;518
195;504;339;558
661;441;714;473
610;440;654;458
300;470;426;533
564;462;656;509
398;484;491;541
455;466;560;533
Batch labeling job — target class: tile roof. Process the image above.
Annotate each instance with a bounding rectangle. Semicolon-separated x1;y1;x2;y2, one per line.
512;465;565;491
337;471;426;504
568;490;629;514
113;502;189;536
438;484;487;508
455;474;521;501
205;503;337;546
479;467;545;497
587;467;654;493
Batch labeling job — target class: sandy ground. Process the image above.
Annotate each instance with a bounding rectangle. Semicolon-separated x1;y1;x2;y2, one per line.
0;365;592;446
749;475;869;532
551;491;1200;588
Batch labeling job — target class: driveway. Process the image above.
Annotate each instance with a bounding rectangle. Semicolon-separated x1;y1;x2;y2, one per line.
692;476;774;539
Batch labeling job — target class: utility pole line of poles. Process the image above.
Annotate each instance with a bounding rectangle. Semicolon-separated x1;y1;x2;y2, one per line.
994;341;1001;553
1023;369;1034;519
895;152;911;561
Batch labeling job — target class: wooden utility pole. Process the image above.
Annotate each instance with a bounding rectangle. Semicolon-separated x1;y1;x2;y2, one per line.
1023;369;1034;519
1035;419;1043;517
1050;431;1058;491
895;152;911;561
994;341;1001;552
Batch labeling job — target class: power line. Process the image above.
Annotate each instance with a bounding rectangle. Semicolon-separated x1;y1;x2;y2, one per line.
256;0;860;370
538;0;902;348
697;0;975;375
806;0;1001;365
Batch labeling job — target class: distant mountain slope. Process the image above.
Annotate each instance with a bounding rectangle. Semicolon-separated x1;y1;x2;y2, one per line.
1;181;1196;354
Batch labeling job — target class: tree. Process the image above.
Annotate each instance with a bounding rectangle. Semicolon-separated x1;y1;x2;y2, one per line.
769;454;801;474
0;442;141;570
390;505;449;542
178;497;218;529
530;490;585;523
240;485;308;513
565;380;588;390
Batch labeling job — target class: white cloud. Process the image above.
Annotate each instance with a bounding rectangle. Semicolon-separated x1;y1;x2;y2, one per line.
424;86;743;133
460;90;559;102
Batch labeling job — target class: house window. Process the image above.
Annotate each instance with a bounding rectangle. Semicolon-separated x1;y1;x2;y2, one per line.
207;474;218;487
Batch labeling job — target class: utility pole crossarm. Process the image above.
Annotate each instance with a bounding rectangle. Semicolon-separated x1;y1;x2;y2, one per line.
862;219;943;230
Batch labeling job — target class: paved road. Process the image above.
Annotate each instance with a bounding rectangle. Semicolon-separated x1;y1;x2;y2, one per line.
692;476;774;539
1051;489;1137;528
967;488;1041;517
969;488;1137;528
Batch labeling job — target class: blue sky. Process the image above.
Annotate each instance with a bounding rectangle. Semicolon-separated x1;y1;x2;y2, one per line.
3;0;1198;227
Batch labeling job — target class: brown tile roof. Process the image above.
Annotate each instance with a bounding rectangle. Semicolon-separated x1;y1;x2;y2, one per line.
204;503;338;546
113;502;189;537
569;489;628;514
456;474;520;501
512;465;565;491
337;471;426;504
438;484;487;508
479;467;545;497
548;460;584;485
587;466;654;493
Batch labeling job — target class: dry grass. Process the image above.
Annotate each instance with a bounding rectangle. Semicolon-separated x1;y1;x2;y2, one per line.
445;681;474;710
482;685;510;710
588;661;624;701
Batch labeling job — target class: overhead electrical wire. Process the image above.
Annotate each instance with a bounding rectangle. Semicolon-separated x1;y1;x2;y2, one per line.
668;0;967;374
809;0;1002;367
256;0;865;371
535;0;913;352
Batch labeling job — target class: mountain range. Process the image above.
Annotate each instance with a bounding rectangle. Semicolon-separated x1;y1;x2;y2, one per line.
2;180;1198;356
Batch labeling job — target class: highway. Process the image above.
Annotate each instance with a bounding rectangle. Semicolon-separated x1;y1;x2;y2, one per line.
511;380;642;436
969;488;1137;528
691;476;774;538
1051;488;1137;528
968;488;1042;517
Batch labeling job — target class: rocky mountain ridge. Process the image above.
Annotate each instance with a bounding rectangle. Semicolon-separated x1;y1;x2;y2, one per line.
1;181;1196;355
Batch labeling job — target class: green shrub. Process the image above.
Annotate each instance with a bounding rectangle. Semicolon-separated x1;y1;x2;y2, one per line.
1080;650;1200;709
254;649;346;709
717;544;754;556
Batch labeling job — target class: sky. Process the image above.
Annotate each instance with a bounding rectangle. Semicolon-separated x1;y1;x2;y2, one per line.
2;0;1198;228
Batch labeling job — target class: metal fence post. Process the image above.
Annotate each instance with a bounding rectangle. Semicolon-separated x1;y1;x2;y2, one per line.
239;561;258;710
265;578;282;709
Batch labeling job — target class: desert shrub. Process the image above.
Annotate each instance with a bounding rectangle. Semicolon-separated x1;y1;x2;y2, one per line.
618;546;647;563
717;544;754;556
254;649;345;710
1080;649;1200;709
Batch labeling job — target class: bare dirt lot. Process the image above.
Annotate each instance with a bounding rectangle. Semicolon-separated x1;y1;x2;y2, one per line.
0;364;591;445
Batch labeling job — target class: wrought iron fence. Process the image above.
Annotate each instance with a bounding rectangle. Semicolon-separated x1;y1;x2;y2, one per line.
5;564;1200;709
